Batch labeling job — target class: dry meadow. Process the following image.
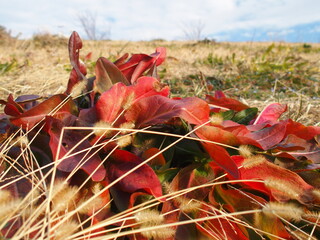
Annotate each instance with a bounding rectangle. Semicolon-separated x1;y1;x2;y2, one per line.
1;34;320;239
0;37;319;125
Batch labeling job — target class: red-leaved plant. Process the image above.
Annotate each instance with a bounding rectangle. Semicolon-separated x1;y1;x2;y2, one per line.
0;31;320;240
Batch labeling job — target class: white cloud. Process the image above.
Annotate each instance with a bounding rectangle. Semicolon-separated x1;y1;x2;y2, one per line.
0;0;320;40
202;0;320;33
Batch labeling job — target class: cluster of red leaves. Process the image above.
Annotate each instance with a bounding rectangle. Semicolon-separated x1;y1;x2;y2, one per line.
1;31;320;239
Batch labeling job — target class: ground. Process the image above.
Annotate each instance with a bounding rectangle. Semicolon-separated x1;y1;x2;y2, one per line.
0;37;319;125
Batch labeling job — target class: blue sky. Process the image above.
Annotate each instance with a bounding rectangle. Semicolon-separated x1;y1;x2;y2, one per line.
1;0;320;42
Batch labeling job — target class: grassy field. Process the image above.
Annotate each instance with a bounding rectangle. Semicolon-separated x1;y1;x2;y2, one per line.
1;35;320;239
0;37;319;125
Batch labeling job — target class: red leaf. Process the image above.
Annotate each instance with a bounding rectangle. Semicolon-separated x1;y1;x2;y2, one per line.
169;164;213;200
117;48;166;84
1;147;33;199
84;52;92;61
222;123;263;148
291;150;320;162
10;94;77;129
253;103;287;125
273;135;320;162
203;143;240;178
233;155;315;204
213;184;267;212
77;107;97;127
222;120;295;150
118;53;153;83
94;57;130;94
176;97;210;124
214;90;227;99
195;125;241;178
107;149;163;199
0;117;10;142
152;47;166;66
4;94;24;117
245;121;288;150
142;148;166;166
130;192;152;209
145;63;158;79
276;134;310;151
95;83;128;124
68;31;82;73
213;184;292;240
125;95;210;128
285;119;320;140
95;77;169;125
214;185;292;240
254;208;294;240
129;76;170;100
15;94;40;110
276;150;320;162
65;31;87;95
129;57;157;84
196;205;249;240
46;117;106;182
66;69;79;95
114;53;129;66
206;94;249;112
196;125;241;146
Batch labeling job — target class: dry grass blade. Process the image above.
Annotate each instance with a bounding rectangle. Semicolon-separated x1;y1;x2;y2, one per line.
1;121;318;239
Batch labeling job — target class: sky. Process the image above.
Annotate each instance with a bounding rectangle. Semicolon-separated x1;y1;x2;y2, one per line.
1;0;320;42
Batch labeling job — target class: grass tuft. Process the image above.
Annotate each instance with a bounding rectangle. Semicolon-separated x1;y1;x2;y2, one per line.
93;121;113;137
262;202;303;222
264;177;300;200
116;135;133;148
135;209;175;239
242;155;266;169
53;220;78;240
51;180;79;212
238;145;255;158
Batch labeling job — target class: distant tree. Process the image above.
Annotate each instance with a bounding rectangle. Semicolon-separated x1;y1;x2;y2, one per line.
182;20;206;41
0;25;16;44
77;11;111;40
0;25;11;38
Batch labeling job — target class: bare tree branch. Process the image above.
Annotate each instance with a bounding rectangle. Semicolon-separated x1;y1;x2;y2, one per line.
77;11;111;40
182;20;206;41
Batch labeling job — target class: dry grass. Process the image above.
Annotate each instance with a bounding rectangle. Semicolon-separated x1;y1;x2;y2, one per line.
0;37;320;238
0;39;319;125
0;122;319;239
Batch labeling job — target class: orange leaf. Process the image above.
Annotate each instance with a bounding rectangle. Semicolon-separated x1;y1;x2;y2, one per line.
142;148;166;166
233;155;316;204
10;94;77;129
